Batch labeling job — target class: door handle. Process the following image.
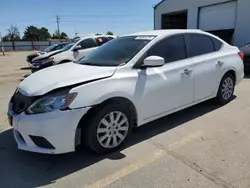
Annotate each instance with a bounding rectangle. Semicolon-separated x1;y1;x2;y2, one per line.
181;69;192;76
217;61;224;67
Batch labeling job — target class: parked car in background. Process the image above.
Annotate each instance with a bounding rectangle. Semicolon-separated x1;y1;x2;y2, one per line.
240;42;250;73
30;43;74;72
31;35;116;72
7;30;244;154
26;42;69;63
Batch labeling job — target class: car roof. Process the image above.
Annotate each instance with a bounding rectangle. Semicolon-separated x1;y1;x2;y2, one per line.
124;29;206;37
79;35;116;40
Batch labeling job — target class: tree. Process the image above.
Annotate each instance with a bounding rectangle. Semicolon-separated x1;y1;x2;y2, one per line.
60;32;68;39
23;25;40;41
4;25;20;41
95;33;102;36
52;30;60;39
52;30;68;39
106;31;114;35
39;27;51;40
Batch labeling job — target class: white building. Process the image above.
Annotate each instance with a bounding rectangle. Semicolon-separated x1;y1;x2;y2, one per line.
154;0;250;47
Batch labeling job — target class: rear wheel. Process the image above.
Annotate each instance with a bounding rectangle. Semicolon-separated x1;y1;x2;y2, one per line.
215;73;235;104
83;103;133;154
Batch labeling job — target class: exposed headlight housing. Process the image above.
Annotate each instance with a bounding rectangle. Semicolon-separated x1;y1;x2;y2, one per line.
46;57;54;63
26;92;77;114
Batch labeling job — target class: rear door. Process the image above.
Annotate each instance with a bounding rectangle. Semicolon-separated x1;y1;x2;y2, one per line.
186;34;224;101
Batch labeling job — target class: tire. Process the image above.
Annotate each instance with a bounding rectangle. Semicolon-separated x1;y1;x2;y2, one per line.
83;103;133;154
215;73;235;105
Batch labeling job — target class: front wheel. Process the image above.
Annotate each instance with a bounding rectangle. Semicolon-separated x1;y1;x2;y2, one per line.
215;73;235;104
83;103;133;154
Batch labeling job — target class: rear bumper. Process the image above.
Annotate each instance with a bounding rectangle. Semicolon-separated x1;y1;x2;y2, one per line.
10;107;90;154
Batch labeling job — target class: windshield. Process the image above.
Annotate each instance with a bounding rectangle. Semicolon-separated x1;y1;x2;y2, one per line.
43;44;58;53
78;36;155;66
61;43;74;51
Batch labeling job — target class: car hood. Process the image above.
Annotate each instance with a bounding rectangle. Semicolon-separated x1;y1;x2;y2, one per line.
33;50;62;61
27;52;41;58
18;63;117;96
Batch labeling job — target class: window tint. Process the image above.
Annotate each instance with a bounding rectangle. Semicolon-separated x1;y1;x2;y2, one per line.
211;37;223;51
187;34;215;57
54;45;60;50
79;39;96;49
54;44;65;50
108;37;115;40
95;37;109;46
79;36;152;66
147;35;187;63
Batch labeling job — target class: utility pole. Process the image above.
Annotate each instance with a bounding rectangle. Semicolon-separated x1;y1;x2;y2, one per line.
56;15;60;37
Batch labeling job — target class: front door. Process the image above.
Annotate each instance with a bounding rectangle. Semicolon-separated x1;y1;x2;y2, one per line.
137;35;194;120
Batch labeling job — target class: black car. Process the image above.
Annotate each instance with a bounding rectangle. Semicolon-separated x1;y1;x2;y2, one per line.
26;42;69;63
240;42;250;73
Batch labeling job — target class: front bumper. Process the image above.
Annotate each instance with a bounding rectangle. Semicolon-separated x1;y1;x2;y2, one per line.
9;107;90;154
31;62;54;73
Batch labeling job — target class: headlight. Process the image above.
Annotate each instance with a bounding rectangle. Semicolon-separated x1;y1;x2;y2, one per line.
26;92;77;114
46;57;54;63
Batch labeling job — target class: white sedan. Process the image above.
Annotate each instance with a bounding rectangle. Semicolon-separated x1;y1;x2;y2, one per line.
8;30;244;154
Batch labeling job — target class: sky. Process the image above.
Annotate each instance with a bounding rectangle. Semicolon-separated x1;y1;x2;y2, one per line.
0;0;161;38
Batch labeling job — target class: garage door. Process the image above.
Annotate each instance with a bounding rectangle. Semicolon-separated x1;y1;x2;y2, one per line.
199;1;237;31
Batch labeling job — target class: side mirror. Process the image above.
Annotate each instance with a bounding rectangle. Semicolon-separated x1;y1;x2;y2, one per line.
142;56;165;68
73;45;81;51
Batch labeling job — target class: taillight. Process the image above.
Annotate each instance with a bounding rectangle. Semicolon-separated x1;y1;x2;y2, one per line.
238;51;244;60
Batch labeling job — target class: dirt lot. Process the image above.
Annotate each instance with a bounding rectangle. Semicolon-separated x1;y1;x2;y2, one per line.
1;52;250;188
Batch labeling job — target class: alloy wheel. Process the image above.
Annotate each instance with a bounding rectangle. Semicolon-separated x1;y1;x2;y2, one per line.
97;111;129;149
221;77;234;100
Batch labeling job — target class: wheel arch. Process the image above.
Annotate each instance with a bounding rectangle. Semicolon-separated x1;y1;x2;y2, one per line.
214;69;236;100
225;70;236;82
77;97;138;129
75;97;138;146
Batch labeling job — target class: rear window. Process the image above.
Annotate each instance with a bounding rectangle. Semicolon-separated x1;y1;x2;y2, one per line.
95;37;109;46
211;37;223;51
187;34;215;57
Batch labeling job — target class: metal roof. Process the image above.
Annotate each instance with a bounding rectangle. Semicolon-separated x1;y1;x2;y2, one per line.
154;0;166;9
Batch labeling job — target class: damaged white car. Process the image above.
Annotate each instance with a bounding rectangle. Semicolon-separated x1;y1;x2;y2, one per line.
8;30;244;154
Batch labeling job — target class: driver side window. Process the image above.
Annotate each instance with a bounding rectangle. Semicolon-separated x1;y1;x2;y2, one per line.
147;35;187;63
79;39;96;50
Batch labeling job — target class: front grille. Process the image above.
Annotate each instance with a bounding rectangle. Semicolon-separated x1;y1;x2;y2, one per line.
11;91;36;114
28;54;38;62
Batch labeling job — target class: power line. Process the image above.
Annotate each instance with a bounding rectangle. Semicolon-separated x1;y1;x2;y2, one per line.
58;13;143;17
60;20;150;23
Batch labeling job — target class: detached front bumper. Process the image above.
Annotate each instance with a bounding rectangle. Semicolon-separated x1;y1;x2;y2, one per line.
31;62;54;73
9;107;90;154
